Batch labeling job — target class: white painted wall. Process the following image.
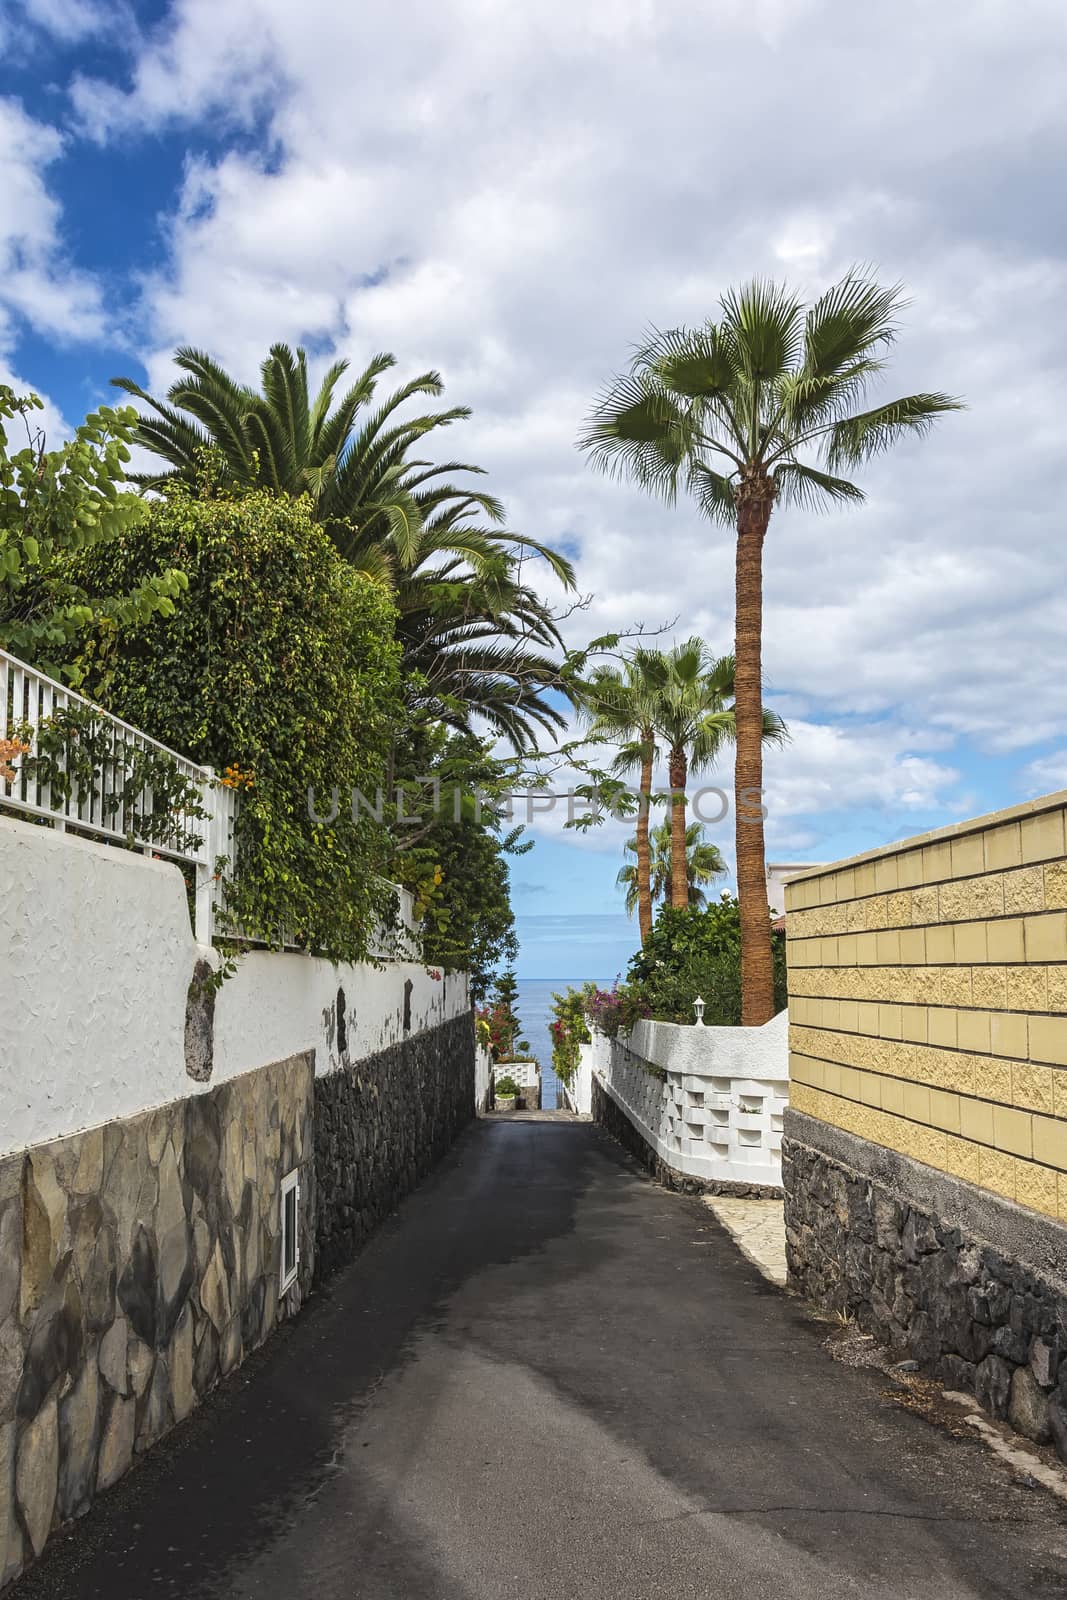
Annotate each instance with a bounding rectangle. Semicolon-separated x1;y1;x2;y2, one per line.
474;1044;493;1113
558;1048;593;1115
589;1011;789;1187
0;814;470;1158
213;953;467;1081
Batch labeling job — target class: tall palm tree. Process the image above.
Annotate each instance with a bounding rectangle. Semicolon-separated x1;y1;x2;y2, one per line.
115;344;575;748
637;640;786;913
578;654;661;942
617;818;725;916
580;272;962;1022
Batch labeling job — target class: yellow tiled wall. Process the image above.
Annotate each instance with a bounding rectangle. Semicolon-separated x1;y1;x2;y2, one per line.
784;799;1067;1221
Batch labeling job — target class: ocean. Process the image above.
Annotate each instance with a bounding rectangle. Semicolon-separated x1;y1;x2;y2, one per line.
514;979;610;1110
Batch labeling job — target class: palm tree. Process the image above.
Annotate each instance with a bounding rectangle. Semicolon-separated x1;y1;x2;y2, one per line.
578;654;661;942
636;640;786;913
579;272;961;1022
617;818;725;916
115;344;576;749
397;526;572;748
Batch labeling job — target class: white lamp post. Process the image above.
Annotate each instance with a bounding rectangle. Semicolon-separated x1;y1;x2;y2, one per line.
693;995;706;1026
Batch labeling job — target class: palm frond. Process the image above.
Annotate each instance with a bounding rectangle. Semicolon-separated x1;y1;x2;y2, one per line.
578;374;692;501
688;462;737;526
307;356;351;449
718;278;804;382
641;323;738;400
313;354;394;462
826;392;965;470
803;272;903;377
773;461;865;511
260;344;310;483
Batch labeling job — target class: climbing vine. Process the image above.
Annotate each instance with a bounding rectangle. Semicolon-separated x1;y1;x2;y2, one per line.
549;987;591;1087
70;488;404;962
14;703;208;855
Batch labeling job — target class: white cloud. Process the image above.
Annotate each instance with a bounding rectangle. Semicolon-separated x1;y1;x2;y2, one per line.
20;0;114;41
0;98;106;348
1021;754;1067;800
54;0;1067;803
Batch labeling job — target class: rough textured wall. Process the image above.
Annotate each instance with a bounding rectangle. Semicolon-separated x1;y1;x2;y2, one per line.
786;797;1067;1217
314;1012;475;1279
785;1112;1067;1460
0;1053;314;1589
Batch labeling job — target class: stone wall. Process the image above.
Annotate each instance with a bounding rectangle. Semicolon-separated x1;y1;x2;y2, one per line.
0;1053;314;1589
785;1112;1067;1458
314;1012;476;1280
784;793;1067;1457
592;1078;783;1198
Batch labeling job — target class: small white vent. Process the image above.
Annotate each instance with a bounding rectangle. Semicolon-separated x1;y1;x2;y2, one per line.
280;1169;300;1296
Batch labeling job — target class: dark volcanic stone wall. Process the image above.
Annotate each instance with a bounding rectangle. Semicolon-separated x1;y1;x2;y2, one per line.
314;1011;475;1279
785;1111;1067;1461
591;1078;783;1199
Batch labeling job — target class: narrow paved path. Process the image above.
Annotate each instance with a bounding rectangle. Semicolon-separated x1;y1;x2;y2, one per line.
16;1118;1067;1599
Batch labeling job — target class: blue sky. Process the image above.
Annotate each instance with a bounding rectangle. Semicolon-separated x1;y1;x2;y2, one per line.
5;0;1067;980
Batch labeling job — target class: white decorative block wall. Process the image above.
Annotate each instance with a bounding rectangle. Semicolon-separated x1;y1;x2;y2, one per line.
495;1059;540;1092
588;1011;789;1188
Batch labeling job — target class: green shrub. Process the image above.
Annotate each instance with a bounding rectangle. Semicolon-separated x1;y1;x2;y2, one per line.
625;897;787;1025
549;987;591;1086
392;728;521;1003
73;487;403;961
582;982;650;1038
494;1074;519;1098
0;387;185;680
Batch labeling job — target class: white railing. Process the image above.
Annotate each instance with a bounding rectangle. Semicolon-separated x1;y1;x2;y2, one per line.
587;1011;789;1187
1;647;234;945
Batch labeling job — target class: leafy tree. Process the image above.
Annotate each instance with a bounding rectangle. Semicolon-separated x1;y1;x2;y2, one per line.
486;970;530;1057
389;727;524;1001
477;974;528;1062
580;272;961;1022
72;487;403;961
0;387;185;681
617;817;725;915
625;899;787;1026
117;345;575;749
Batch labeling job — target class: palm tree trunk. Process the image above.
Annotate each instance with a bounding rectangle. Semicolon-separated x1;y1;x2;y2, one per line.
734;479;775;1025
669;746;689;910
636;735;654;943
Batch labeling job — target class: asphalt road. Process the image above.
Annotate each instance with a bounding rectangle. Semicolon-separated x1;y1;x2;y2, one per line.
15;1115;1067;1600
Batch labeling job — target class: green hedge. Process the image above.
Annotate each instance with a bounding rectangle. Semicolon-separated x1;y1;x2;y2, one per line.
74;487;403;960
